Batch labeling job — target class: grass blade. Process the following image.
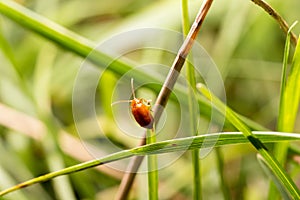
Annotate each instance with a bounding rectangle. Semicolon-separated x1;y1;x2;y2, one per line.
116;0;214;198
181;0;202;199
258;155;292;200
146;128;158;200
215;148;230;200
269;21;298;200
278;22;297;130
197;84;300;199
0;131;300;197
0;0;267;132
278;21;300;132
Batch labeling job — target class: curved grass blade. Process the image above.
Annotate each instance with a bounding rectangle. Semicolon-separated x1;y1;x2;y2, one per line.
0;0;266;132
257;155;292;200
278;21;300;133
278;21;298;130
270;21;299;200
197;84;300;199
0;131;300;197
250;0;298;46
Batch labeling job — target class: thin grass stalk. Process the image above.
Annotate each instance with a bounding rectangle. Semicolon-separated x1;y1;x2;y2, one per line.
146;127;158;200
250;0;298;46
181;0;201;199
116;0;214;199
215;148;230;200
269;21;298;200
197;84;300;199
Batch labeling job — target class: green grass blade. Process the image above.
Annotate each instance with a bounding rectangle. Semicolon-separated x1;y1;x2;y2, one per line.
278;33;300;130
0;0;93;56
1;131;300;197
258;155;292;200
181;0;202;199
146;128;158;200
278;22;295;130
197;84;300;199
278;21;299;132
0;0;134;76
215;148;230;200
269;21;298;200
0;0;267;132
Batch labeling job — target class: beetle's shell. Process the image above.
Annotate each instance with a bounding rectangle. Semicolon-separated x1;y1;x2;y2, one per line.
131;98;153;129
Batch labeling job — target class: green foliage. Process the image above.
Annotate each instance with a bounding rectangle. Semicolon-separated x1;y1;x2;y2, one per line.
0;0;299;199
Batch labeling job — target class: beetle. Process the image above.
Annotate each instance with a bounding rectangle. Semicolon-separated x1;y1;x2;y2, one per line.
112;79;154;129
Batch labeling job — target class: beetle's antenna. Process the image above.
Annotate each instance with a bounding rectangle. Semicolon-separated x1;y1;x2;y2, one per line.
111;99;132;106
131;78;136;99
111;78;136;106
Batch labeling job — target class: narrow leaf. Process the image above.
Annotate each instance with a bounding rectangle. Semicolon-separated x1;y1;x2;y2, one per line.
0;131;300;197
197;84;300;199
281;31;300;132
257;155;292;200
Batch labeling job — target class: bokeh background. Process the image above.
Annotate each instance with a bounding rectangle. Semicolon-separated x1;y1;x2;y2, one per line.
0;0;300;199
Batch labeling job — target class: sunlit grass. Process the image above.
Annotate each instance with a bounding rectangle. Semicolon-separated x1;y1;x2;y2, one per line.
0;0;299;199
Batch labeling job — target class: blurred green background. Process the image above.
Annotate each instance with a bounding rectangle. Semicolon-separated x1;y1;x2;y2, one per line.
0;0;300;199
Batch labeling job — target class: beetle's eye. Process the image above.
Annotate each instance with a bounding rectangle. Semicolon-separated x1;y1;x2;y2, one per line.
146;101;151;106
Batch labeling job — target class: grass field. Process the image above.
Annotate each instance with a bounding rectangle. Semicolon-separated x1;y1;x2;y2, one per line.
0;0;300;199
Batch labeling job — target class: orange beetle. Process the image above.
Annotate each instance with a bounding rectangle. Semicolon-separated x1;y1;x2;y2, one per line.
131;97;154;129
113;79;154;129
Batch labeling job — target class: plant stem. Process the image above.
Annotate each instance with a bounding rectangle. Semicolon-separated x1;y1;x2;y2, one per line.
250;0;298;46
116;0;214;199
215;148;230;200
146;127;158;200
181;0;201;199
